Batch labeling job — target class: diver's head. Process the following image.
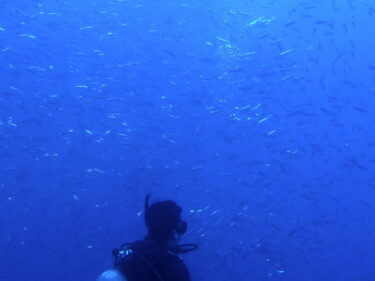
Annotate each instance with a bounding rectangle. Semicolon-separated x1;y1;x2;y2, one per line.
144;195;187;244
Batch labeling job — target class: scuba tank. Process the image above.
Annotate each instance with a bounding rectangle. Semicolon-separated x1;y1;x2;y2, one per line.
96;269;127;281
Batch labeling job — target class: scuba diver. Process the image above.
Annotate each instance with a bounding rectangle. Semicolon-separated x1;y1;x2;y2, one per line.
97;195;197;281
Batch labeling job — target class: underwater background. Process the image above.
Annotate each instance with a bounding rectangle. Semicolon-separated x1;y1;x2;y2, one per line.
1;0;375;280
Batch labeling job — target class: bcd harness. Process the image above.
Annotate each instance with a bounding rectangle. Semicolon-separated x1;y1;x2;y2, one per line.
112;243;198;281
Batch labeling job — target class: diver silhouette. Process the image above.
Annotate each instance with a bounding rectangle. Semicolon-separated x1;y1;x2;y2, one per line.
97;194;197;281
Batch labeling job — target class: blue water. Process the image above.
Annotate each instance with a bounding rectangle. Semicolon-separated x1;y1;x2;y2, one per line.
1;1;374;280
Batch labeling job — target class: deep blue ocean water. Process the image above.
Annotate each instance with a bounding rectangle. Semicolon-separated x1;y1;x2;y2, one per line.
1;0;375;280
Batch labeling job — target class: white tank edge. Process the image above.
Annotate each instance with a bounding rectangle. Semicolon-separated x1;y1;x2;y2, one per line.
96;269;127;281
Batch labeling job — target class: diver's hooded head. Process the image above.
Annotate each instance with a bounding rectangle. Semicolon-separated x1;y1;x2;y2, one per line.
144;195;186;243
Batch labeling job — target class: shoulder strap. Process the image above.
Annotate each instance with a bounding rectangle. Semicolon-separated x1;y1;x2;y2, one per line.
131;250;165;281
113;242;166;281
